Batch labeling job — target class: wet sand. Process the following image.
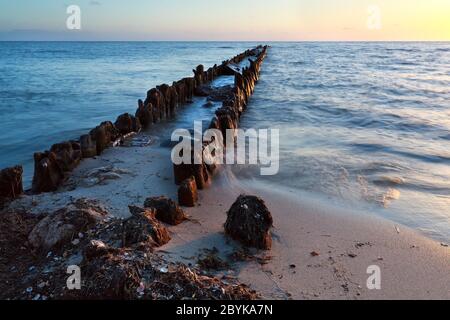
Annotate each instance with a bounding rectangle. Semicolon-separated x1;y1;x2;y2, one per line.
10;126;450;300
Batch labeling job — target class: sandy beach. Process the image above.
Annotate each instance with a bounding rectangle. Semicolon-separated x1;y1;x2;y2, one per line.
8;124;449;300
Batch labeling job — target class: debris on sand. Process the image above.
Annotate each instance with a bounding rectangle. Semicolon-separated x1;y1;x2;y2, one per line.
224;195;273;250
144;196;187;226
197;248;229;271
28;199;108;251
123;206;171;247
0;200;258;300
310;251;320;257
81;166;132;187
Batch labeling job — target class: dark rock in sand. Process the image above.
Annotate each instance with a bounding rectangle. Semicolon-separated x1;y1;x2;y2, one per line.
123;206;171;247
178;176;198;207
32;152;64;193
28;200;107;251
143;196;187;226
114;113;142;135
80;134;97;158
224;195;273;250
0;166;23;205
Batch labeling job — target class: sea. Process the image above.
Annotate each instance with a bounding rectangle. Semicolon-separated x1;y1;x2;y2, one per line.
1;41;449;242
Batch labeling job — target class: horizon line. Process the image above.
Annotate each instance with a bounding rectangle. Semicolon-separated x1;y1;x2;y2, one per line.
1;40;450;43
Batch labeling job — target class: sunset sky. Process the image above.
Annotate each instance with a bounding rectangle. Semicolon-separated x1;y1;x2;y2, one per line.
0;0;449;41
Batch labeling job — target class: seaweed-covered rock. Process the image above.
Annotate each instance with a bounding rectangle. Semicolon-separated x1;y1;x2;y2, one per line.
28;200;107;251
143;196;186;226
80;245;142;300
0;166;23;204
178;176;198;207
123;206;171;247
224;195;273;250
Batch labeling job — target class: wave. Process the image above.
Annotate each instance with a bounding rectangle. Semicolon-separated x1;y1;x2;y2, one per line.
350;143;450;164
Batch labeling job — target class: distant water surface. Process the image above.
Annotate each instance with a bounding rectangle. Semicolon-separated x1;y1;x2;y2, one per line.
238;42;450;242
0;41;449;242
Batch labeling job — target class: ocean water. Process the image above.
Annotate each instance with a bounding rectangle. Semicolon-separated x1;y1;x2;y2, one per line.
1;42;449;242
239;42;450;242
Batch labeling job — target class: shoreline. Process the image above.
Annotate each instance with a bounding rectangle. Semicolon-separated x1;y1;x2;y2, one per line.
5;125;449;300
160;167;450;300
1;45;449;300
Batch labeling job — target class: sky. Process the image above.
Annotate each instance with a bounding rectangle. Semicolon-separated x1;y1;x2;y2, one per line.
0;0;449;41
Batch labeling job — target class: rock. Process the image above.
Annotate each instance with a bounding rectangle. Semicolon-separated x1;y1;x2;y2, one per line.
224;195;273;250
80;134;97;158
31;152;64;193
310;251;320;257
178;176;198;207
123;206;171;247
0;166;23;204
143;196;187;226
114;113;142;135
28;200;107;251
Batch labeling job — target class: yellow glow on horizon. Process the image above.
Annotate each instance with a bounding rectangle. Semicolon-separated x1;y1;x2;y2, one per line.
286;0;450;41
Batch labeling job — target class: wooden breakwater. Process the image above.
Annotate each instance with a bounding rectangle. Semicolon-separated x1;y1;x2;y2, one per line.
174;46;268;206
0;45;268;207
